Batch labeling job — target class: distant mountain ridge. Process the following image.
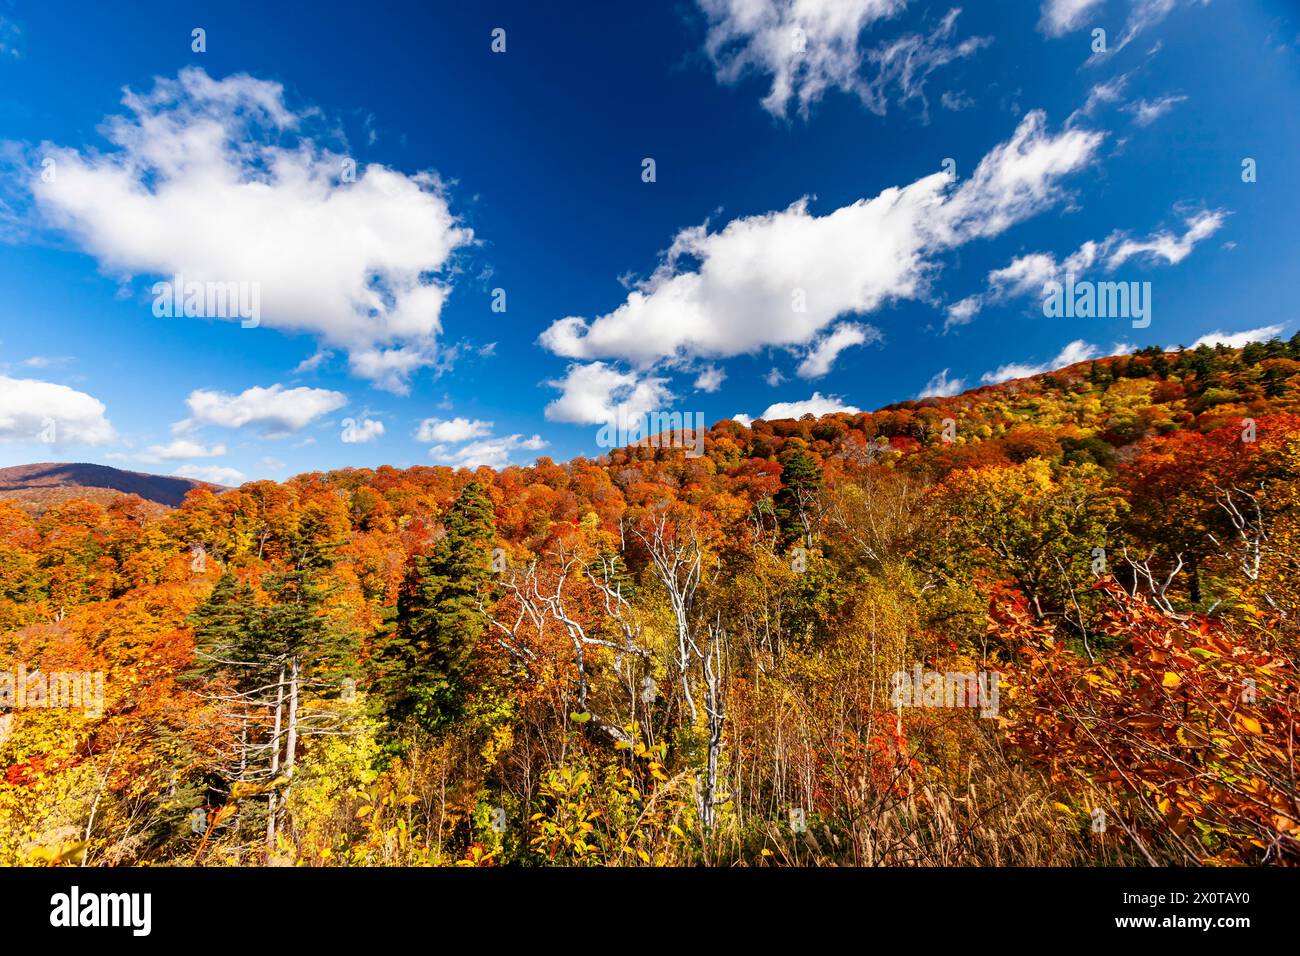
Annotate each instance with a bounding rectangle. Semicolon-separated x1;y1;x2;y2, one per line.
3;339;1299;514
0;462;218;511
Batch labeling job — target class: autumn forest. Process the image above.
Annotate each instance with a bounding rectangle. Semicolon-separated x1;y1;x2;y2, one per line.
2;339;1299;868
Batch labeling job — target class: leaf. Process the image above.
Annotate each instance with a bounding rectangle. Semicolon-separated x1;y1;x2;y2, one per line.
1161;672;1182;688
1236;715;1262;735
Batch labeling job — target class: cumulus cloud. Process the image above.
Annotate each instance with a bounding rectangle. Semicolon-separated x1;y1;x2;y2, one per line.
175;383;347;437
751;392;862;422
341;418;384;443
796;322;881;378
693;365;727;392
917;368;965;398
416;417;494;443
980;339;1100;384
544;362;673;426
29;68;471;393
731;413;754;427
175;463;245;486
0;374;114;444
542;111;1101;396
1188;325;1285;350
698;2;988;119
428;433;547;469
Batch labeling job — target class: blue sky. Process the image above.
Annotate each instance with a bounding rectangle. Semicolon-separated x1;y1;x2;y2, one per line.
1;0;1298;483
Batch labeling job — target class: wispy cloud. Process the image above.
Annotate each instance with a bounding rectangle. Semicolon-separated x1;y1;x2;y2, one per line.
981;339;1100;384
917;368;965;398
698;2;988;119
1187;324;1285;349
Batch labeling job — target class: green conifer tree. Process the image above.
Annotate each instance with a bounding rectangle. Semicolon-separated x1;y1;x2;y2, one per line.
385;481;497;729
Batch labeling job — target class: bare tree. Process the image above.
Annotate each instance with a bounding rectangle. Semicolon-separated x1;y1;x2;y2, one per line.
1210;482;1286;616
479;547;651;747
630;514;730;831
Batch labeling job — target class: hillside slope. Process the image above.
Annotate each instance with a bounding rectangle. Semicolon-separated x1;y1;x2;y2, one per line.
2;339;1298;868
0;462;217;511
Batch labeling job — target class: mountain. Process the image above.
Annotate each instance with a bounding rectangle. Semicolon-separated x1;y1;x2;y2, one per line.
2;340;1298;868
0;462;218;512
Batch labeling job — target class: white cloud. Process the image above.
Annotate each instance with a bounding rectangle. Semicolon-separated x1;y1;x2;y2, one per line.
341;418;384;443
1189;325;1285;350
544;362;672;426
1039;0;1104;38
20;355;72;369
0;375;114;444
940;90;974;111
693;365;727;392
175;463;245;486
731;413;754;427
145;438;227;460
765;367;786;387
1104;209;1224;269
796;322;880;378
429;433;547;469
917;368;965;399
1054;0;1210;60
981;339;1100;384
176;383;347;437
31;68;472;393
1124;93;1187;127
698;2;987;119
0;16;21;58
541;111;1101;381
954;209;1226;325
293;350;333;374
754;392;862;422
1112;0;1202;54
1067;74;1130;126
415;416;493;443
944;295;983;331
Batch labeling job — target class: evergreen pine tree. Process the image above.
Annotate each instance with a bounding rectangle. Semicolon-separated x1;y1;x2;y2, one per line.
385;481;496;729
774;446;822;548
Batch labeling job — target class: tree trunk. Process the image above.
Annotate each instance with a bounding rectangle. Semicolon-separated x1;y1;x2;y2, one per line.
284;656;300;800
266;662;286;853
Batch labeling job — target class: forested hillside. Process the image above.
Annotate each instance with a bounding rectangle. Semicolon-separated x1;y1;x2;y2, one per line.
3;338;1298;866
